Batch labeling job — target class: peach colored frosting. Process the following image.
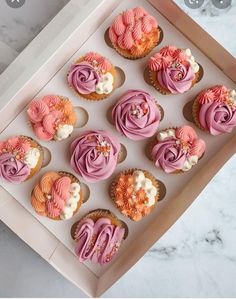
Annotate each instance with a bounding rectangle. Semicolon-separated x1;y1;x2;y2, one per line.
67;52;114;95
152;126;206;173
197;85;236;135
74;217;125;265
112;89;161;140
70;130;121;183
109;7;157;52
31;172;81;220
113;170;158;221
27;95;76;141
148;46;199;94
0;136;36;184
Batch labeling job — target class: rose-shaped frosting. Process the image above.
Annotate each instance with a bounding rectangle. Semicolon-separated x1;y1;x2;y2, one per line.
67;62;100;95
152;126;205;173
0;153;30;183
70;130;121;183
74;218;125;265
157;63;195;94
112;89;161;140
152;139;187;173
199;102;236;135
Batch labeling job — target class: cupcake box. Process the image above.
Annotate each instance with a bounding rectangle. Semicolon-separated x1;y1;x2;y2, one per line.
0;0;235;297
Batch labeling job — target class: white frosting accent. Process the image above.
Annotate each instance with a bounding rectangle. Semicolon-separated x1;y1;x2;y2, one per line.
55;124;73;141
229;89;236;105
183;48;199;73
60;182;81;220
24;147;40;169
132;170;158;207
157;129;176;141
95;72;114;94
182;155;199;172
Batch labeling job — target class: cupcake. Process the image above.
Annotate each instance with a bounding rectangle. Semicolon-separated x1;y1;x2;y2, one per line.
70;130;121;183
112;89;162;140
110;169;159;221
0;136;43;184
31;171;83;220
67;52;116;101
27;95;77;141
71;209;126;265
148;46;201;94
108;7;161;59
192;85;236;135
150;126;206;173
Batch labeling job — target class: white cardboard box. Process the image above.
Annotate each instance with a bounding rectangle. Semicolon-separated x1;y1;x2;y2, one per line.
0;0;235;296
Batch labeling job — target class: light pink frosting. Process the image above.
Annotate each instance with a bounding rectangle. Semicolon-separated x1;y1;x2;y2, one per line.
74;217;125;265
197;85;236;135
70;130;121;183
152;126;206;173
109;7;157;50
112;89;161;140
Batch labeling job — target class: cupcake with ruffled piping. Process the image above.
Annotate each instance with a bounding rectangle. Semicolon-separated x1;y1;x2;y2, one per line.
27;95;77;141
112;89;162;140
71;209;127;265
150;126;206;173
108;7;161;59
67;52;116;101
31;171;83;220
0;135;43;184
192;85;236;135
148;46;201;94
70;130;121;183
110;169;160;221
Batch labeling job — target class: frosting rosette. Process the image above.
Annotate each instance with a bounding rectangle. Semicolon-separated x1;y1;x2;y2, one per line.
0;136;42;184
148;46;200;94
27;95;76;141
157;63;194;94
195;85;236;135
0;153;30;184
73;213;125;265
67;62;100;94
31;171;82;220
67;52;115;100
112;89;161;140
151;126;206;173
70;130;121;183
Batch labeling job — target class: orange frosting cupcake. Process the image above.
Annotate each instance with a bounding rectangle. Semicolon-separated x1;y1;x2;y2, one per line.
110;169;159;221
31;171;83;220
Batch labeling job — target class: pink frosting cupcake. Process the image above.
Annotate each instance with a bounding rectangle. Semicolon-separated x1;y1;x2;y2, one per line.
112;89;162;140
71;209;126;265
150;126;206;173
70;130;121;183
108;6;161;59
27;95;77;141
193;85;236;135
148;46;201;94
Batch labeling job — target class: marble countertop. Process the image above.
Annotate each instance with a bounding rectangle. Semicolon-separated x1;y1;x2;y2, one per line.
0;0;235;297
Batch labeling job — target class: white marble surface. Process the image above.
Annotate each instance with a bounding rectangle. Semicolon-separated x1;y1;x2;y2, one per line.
0;0;236;297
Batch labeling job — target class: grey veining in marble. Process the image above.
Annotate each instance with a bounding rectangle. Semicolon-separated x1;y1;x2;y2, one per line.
0;0;236;297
